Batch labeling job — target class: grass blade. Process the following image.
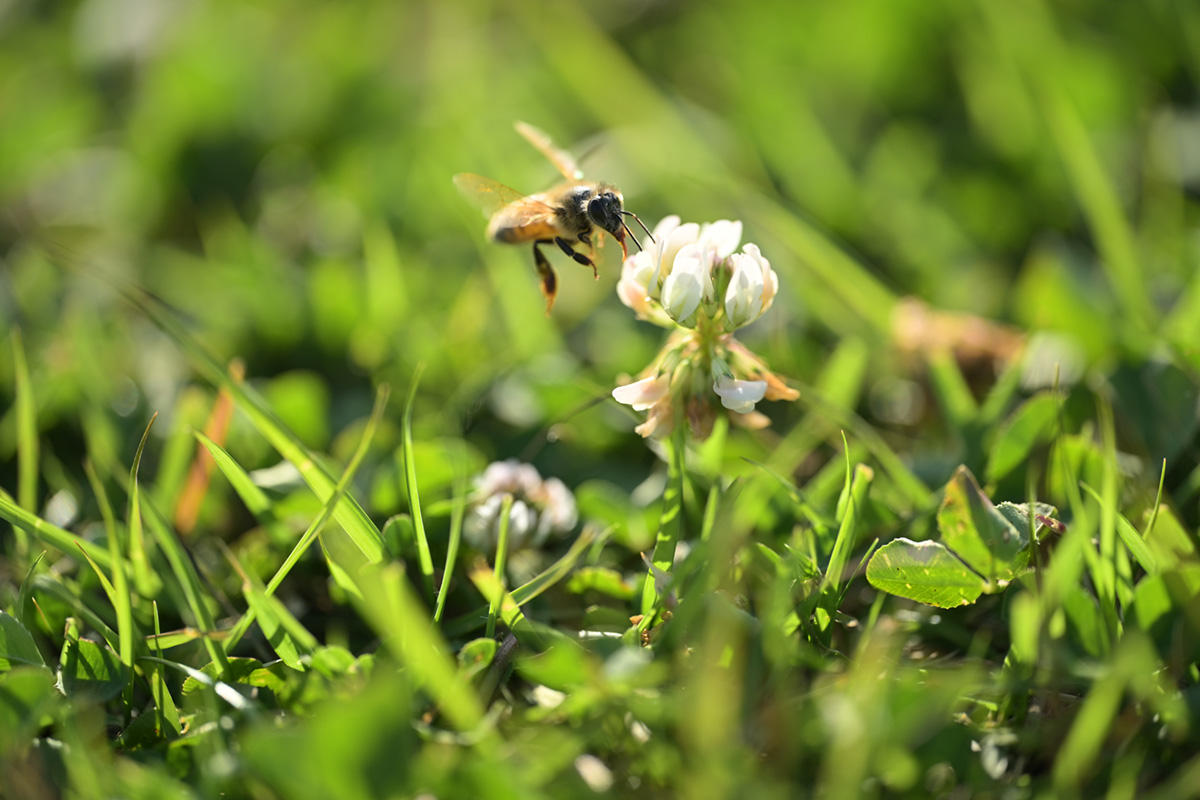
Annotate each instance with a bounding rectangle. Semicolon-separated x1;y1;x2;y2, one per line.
0;491;112;570
434;473;467;624
141;500;230;675
126;414;162;598
401;364;435;600
486;494;514;640
12;326;37;556
83;462;136;690
196;432;275;521
16;551;46;631
114;281;384;563
641;427;686;618
223;384;391;653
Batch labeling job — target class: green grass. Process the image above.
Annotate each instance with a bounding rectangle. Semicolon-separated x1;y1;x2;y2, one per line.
3;0;1200;797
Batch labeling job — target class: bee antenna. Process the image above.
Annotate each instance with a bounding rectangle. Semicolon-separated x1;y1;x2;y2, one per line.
622;211;655;243
621;221;644;252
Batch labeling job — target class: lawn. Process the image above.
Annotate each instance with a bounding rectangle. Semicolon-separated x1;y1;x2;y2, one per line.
2;0;1200;798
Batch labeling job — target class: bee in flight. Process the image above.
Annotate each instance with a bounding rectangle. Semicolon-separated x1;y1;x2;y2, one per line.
454;122;654;314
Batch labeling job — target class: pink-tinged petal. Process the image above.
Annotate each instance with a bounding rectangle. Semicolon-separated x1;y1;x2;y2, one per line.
617;271;652;315
612;375;670;410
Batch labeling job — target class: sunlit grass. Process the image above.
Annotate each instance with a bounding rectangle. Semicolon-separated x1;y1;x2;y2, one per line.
2;0;1200;797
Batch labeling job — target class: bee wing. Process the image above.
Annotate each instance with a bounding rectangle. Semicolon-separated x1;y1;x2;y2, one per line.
452;173;545;216
515;121;584;181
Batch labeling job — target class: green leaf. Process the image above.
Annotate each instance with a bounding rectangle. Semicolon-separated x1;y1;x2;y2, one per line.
0;667;58;753
0;611;46;671
995;501;1060;542
381;513;415;561
60;636;128;701
457;638;498;680
937;466;1028;585
985;392;1058;483
865;540;985;608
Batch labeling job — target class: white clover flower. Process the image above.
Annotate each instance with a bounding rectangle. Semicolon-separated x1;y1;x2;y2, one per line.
612;216;797;440
617;216;777;333
464;460;577;552
713;375;767;413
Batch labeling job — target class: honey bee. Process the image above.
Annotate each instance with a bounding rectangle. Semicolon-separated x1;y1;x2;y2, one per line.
454;121;653;314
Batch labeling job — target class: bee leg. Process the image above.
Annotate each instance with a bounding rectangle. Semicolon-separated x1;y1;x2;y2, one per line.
533;242;558;316
554;236;598;279
578;231;598;261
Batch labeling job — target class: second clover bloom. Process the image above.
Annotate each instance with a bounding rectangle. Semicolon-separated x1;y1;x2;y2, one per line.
464;460;578;553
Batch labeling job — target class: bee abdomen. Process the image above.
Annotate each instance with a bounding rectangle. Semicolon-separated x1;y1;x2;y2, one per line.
491;226;524;243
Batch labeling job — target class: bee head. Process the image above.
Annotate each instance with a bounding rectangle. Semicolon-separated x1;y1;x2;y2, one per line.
586;190;626;241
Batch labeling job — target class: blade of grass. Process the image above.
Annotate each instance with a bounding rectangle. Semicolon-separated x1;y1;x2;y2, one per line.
16;551;46;631
927;350;979;429
108;279;384;563
126;414;161;599
0;492;113;570
220;540;318;670
434;471;467;623
469;563;571;653
1095;399;1120;635
83;462;136;704
139;656;252;711
442;526;604;639
1143;458;1167;540
149;601;182;736
12;326;37;556
486;494;514;640
401;364;435;600
353;562;486;734
823;463;875;601
641;426;686;618
223;384;391;653
32;573;119;651
1080;483;1157;574
140;500;229;675
196;433;275;521
977;0;1151;332
509;526;597;606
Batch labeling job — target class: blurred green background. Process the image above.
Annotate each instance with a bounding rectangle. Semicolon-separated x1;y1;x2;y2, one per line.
4;1;1200;797
2;0;1199;535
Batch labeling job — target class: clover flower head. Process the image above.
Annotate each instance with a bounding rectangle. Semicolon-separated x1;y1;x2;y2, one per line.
464;459;577;551
612;216;798;440
617;216;776;331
